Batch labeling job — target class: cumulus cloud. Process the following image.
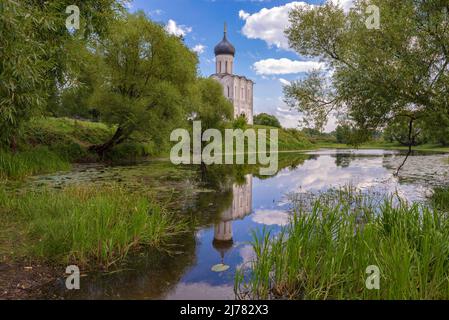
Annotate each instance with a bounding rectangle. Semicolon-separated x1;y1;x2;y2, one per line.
238;10;250;20
253;58;324;75
165;19;192;37
192;44;206;54
239;2;311;51
239;1;355;50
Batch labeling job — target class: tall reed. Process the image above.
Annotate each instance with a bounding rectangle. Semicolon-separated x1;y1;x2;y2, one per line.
0;147;70;180
236;191;449;300
0;184;187;268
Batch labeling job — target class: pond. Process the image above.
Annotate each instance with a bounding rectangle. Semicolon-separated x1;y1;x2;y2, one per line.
34;149;449;300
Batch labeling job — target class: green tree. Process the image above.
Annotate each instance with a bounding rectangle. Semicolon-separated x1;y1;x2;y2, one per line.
284;0;449;173
335;125;351;144
0;0;124;148
191;78;233;131
253;113;282;128
88;13;198;156
189;78;233;180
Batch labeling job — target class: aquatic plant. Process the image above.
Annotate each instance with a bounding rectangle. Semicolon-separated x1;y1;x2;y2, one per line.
0;147;70;180
0;184;188;268
236;190;449;300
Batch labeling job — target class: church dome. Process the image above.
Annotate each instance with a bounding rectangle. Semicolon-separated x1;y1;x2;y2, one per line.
214;24;235;56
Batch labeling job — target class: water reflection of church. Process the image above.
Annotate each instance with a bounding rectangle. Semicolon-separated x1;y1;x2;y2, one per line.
213;175;253;261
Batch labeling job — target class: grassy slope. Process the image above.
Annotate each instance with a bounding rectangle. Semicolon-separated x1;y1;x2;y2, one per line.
251;125;313;151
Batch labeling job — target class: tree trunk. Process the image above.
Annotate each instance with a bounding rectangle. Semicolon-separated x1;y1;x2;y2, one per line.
89;127;125;158
394;119;414;176
200;161;208;181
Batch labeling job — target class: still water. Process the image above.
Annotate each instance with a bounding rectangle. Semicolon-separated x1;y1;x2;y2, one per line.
35;149;449;299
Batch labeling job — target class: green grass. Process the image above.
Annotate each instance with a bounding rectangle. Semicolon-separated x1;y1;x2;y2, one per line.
432;188;449;212
316;141;449;153
0;147;70;180
236;190;449;300
0;184;188;268
25;117;113;147
252;125;313;151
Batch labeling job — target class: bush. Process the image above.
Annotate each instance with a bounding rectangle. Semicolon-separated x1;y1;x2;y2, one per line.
254;113;282;128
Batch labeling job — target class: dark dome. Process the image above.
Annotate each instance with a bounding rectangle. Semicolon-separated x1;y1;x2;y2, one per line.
214;33;235;56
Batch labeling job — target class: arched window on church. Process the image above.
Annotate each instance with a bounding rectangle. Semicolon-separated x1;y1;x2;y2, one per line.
219;61;222;73
227;86;230;97
225;61;228;73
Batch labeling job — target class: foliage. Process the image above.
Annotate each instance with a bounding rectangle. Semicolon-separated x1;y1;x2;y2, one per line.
254;113;282;128
0;147;70;180
0;0;125;146
233;114;249;130
88;12;198;155
284;0;449;145
190;78;234;131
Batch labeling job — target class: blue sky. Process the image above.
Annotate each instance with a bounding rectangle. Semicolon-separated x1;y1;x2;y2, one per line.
127;0;354;130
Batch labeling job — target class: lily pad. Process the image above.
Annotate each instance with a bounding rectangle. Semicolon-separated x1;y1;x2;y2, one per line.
211;264;230;272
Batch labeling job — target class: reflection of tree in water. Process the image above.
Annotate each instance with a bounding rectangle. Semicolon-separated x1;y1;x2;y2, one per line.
334;153;352;168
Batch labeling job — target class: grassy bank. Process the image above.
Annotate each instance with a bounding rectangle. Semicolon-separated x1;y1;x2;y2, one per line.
252;125;313;151
317;141;449;153
0;117;159;180
236;190;449;300
0;147;70;180
0;184;187;268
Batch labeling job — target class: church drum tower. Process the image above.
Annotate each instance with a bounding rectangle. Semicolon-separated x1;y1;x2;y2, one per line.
211;24;254;124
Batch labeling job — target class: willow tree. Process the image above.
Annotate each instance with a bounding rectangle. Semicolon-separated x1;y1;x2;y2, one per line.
0;0;125;149
284;0;449;174
88;13;198;156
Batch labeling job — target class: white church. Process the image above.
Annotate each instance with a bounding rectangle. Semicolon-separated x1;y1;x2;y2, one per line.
211;24;254;124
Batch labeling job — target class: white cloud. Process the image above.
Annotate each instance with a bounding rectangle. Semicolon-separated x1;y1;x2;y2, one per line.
239;10;250;20
253;58;324;75
279;78;291;86
239;2;312;51
165;19;192;37
239;1;355;51
328;0;355;13
252;210;290;226
192;44;206;54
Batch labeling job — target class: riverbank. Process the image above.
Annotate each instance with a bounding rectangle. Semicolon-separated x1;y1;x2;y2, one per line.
237;188;449;300
316;142;449;153
0;182;191;299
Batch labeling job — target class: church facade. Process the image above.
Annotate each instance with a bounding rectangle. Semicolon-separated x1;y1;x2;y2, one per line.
211;25;254;124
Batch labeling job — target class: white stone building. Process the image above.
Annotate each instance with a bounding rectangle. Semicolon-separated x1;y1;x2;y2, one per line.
211;24;254;124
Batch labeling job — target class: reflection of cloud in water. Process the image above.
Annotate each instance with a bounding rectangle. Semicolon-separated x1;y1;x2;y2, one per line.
252;209;290;226
307;149;399;156
165;282;234;300
288;156;388;192
237;245;256;270
258;152;449;203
